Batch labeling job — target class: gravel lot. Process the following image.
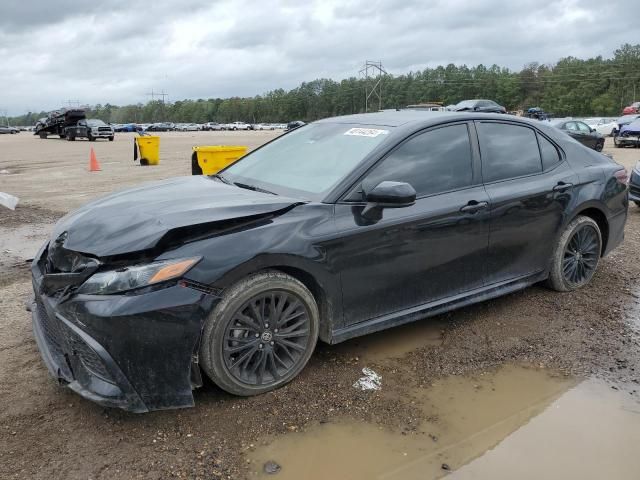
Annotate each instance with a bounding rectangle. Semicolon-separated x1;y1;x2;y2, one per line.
1;132;639;479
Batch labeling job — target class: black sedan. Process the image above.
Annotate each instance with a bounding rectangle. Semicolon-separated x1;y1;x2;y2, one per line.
549;119;605;152
30;112;628;412
453;99;506;113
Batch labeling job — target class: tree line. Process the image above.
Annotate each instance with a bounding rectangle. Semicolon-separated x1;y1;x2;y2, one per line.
9;43;640;126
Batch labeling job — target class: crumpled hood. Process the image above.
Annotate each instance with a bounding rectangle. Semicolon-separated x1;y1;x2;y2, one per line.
51;176;303;257
620;119;640;135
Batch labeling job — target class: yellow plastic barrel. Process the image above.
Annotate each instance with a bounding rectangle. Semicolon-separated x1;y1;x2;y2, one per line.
135;136;160;165
191;145;247;175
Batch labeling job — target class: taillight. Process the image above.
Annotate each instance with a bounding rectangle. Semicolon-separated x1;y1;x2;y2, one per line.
614;168;629;185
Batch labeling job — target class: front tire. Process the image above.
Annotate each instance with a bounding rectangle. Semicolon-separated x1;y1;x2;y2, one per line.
547;216;602;292
108;136;114;142
595;140;604;152
200;271;319;396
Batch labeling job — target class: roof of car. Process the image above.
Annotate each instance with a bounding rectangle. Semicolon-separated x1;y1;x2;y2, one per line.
316;111;526;128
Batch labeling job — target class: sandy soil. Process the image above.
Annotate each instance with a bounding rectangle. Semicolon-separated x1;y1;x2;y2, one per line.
0;132;639;479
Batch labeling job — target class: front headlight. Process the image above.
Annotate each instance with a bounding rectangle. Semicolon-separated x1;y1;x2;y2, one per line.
77;257;200;295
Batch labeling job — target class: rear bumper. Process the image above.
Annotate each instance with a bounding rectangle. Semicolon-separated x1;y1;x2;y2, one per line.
31;258;219;412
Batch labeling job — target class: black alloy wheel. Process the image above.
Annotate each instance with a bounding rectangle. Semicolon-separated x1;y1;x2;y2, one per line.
547;216;601;292
562;224;600;285
595;140;604;152
222;291;310;386
200;271;319;396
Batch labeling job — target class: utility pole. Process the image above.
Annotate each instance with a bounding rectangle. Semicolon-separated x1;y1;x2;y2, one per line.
359;60;387;113
146;89;169;121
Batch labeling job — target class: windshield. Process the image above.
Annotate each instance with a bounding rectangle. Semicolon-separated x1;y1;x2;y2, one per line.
222;123;393;201
87;119;107;127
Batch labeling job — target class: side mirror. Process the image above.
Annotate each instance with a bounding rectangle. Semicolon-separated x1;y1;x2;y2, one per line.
362;181;416;218
590;127;595;133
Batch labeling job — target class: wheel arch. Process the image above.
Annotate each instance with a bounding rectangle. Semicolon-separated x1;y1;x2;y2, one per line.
571;205;609;256
266;265;333;343
211;254;340;343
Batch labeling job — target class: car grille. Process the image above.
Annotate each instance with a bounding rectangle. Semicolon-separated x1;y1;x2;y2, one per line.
35;296;66;359
98;127;112;133
35;296;114;383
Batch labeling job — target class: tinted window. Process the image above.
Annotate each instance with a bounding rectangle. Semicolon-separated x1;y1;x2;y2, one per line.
576;122;591;133
362;124;473;197
538;134;561;170
478;123;542;182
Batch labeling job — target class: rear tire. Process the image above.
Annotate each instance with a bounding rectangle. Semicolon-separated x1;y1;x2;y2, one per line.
546;216;602;292
200;271;319;396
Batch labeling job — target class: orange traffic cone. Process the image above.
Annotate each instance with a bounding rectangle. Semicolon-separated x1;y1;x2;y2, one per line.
89;147;101;172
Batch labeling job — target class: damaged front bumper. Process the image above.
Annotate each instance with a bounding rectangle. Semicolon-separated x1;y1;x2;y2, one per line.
30;247;220;412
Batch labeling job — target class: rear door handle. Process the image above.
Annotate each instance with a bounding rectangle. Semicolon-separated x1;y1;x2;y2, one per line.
553;182;573;192
460;201;489;214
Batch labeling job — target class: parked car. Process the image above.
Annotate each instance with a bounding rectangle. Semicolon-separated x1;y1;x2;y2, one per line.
203;122;223;131
226;121;252;131
146;122;174;132
286;120;306;131
176;123;200;132
616;118;640;148
549;119;604;151
0;125;19;134
254;123;276;130
629;159;640;206
584;118;618;137
613;114;640;147
30;111;628;412
404;103;446;112
453;99;506;114
113;123;138;133
622;102;640;115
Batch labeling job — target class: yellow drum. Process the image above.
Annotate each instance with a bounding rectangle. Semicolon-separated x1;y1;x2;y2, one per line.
191;145;247;175
135;136;160;165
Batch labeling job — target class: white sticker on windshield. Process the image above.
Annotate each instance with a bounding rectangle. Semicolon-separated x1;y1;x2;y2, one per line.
344;128;389;138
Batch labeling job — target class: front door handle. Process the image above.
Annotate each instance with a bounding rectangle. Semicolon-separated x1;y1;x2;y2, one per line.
552;182;573;192
460;200;489;214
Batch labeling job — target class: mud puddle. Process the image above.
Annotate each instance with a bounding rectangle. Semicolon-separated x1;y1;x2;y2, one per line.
248;365;640;479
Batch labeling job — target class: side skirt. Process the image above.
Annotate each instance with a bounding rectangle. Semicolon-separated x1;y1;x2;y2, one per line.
329;271;547;344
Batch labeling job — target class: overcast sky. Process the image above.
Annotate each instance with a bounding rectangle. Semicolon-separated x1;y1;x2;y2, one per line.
0;0;635;115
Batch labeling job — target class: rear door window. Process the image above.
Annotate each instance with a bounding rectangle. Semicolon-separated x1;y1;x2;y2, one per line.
477;122;542;183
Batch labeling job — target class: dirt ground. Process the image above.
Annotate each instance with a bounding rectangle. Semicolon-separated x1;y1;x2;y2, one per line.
1;132;639;479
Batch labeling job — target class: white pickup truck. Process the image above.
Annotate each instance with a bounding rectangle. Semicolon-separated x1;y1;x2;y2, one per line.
225;121;252;131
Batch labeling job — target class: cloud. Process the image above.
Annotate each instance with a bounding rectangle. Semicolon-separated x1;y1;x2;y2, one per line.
0;0;635;115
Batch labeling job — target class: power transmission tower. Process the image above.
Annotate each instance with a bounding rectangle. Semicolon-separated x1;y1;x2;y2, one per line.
146;89;169;121
359;60;387;112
